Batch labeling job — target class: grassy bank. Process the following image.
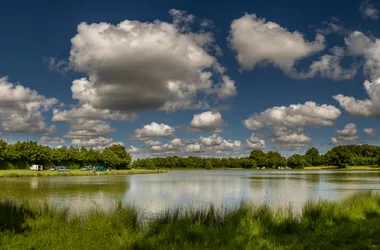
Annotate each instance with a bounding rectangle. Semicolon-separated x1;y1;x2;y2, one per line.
304;166;380;170
1;192;380;249
0;169;167;178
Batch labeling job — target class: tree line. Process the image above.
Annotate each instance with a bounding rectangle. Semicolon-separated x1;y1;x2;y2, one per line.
0;141;132;170
1;139;380;170
132;156;257;169
250;145;380;169
133;145;380;169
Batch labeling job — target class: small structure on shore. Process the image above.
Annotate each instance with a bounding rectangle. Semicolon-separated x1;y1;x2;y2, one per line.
30;164;43;171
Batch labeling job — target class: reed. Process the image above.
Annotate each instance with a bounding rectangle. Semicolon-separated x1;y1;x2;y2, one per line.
1;192;380;249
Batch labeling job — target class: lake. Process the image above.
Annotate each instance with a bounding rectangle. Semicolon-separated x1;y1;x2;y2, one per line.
1;170;380;215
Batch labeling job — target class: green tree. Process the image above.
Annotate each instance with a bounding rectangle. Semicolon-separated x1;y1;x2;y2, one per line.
324;146;354;168
266;151;286;168
249;150;268;167
287;154;307;169
205;160;213;170
240;158;257;169
106;145;132;169
142;159;156;169
305;147;322;166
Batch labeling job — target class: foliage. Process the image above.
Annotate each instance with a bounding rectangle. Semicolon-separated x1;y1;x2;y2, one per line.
239;158;256;169
287;154;307;169
304;147;322;166
249;150;268;167
132;158;156;169
0;140;132;170
266;151;286;168
1;193;380;249
290;145;380;168
1;139;380;170
323;146;354;168
131;157;260;169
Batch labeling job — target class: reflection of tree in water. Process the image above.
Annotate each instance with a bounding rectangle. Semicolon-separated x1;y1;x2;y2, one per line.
0;177;131;216
0;176;130;201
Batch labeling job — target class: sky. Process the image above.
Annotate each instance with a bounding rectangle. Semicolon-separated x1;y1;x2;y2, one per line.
1;0;380;159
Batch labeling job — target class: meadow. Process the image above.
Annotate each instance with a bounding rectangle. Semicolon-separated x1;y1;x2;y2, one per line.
1;192;380;249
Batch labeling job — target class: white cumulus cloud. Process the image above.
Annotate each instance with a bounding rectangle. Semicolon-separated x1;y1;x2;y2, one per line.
246;133;266;150
0;77;57;134
62;10;235;114
190;111;226;133
330;123;358;145
132;122;175;140
229;14;325;73
243;101;341;130
333;78;380;117
364;128;376;137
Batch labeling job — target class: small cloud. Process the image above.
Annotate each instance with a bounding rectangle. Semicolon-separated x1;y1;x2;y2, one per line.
360;0;378;20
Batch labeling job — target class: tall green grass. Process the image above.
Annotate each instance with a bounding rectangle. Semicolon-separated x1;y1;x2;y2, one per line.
1;192;380;249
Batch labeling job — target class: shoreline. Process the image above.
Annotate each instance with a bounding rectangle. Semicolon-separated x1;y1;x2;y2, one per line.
160;166;380;171
1;166;379;178
0;169;168;178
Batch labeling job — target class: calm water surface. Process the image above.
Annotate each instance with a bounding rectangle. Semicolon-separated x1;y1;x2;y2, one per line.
1;170;380;215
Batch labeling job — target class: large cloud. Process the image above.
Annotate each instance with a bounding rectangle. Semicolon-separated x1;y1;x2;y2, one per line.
190;111;226;133
330;123;358;145
131;122;175;140
0;77;57;134
243;101;341;130
63;10;235;114
229;14;325;73
333;32;380;116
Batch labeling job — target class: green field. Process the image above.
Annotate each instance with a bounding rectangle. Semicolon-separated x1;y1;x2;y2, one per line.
1;192;380;249
0;169;167;178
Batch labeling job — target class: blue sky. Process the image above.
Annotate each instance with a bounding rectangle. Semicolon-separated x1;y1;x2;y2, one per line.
1;0;380;158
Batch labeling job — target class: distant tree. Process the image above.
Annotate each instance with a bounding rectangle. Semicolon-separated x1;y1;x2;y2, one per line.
249;150;268;167
143;159;156;169
266;151;286;168
240;158;257;169
305;147;322;166
205;160;213;170
287;154;306;169
324;146;354;168
106;144;132;169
